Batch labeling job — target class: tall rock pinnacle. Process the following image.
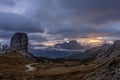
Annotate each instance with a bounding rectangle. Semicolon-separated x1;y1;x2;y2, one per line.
10;32;28;52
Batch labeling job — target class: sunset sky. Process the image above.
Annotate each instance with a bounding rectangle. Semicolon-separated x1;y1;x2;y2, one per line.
0;0;120;46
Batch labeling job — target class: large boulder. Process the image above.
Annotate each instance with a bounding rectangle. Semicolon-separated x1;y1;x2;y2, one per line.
10;32;28;52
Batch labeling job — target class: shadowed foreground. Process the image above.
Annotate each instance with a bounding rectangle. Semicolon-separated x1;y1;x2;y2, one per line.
0;47;119;80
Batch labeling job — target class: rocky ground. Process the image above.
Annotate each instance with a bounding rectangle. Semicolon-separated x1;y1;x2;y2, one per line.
0;41;120;80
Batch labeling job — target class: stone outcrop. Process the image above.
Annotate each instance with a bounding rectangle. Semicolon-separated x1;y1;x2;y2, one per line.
10;32;28;52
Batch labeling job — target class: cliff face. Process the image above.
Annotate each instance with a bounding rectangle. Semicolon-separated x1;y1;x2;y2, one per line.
10;32;28;52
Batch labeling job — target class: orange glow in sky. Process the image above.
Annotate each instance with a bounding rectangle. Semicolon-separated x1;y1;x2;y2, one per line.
87;38;103;44
31;34;113;47
41;41;57;47
76;37;104;47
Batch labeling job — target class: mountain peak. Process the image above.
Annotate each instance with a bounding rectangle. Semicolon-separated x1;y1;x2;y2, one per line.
54;40;84;50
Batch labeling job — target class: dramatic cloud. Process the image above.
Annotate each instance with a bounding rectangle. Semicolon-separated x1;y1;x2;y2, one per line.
0;0;120;45
58;0;120;24
0;12;44;33
0;0;15;7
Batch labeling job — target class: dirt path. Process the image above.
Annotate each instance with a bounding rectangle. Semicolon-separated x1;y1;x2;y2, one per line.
25;63;39;72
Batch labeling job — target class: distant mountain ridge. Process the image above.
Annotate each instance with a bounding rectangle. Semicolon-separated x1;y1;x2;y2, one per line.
68;44;112;60
54;40;85;50
29;48;76;59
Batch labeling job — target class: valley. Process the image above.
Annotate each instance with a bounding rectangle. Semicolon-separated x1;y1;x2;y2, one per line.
0;40;119;80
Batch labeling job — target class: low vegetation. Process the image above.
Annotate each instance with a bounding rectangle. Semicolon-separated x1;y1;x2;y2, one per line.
0;48;119;80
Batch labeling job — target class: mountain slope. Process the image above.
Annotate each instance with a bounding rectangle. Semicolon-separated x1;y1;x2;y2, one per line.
69;44;111;60
81;41;120;80
0;51;34;72
0;41;119;80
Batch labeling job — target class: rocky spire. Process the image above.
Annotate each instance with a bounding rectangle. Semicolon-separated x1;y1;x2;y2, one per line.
10;32;28;52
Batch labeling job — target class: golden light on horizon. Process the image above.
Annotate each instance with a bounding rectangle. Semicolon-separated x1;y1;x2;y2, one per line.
76;37;104;47
41;41;57;47
87;39;103;44
43;43;55;46
31;41;57;47
31;36;114;47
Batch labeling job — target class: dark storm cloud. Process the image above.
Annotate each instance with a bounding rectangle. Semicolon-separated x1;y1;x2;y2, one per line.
0;12;44;33
28;34;47;42
0;0;15;7
34;0;120;40
58;0;120;24
48;25;116;38
29;0;65;30
29;0;120;38
0;30;13;39
1;0;120;43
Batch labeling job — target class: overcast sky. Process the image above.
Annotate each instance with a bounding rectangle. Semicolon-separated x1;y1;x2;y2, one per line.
0;0;120;46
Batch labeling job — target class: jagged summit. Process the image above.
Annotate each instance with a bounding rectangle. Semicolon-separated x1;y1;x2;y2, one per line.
54;40;84;50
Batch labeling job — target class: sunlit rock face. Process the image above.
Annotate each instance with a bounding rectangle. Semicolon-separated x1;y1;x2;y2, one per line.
10;32;28;52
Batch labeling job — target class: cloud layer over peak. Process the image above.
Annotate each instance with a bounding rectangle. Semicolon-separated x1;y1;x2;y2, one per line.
0;0;120;45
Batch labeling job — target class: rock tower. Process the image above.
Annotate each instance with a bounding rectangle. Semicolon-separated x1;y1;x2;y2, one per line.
10;32;28;52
